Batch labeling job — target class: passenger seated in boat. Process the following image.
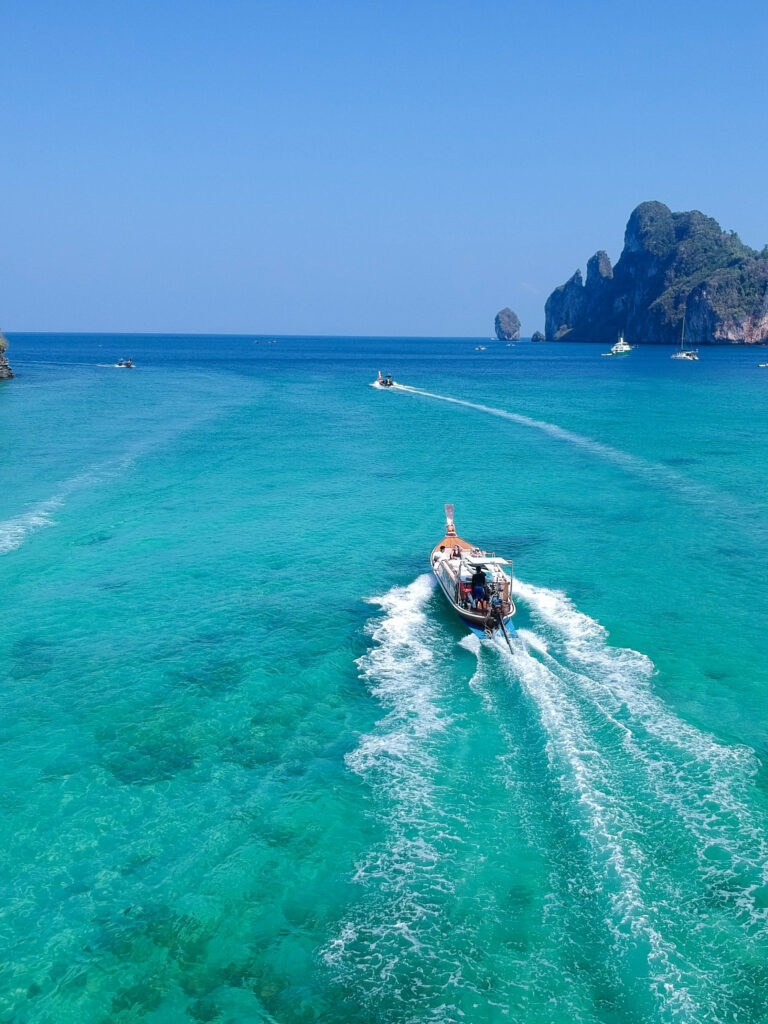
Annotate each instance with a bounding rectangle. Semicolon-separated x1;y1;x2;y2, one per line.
451;545;461;559
471;567;488;612
459;580;473;608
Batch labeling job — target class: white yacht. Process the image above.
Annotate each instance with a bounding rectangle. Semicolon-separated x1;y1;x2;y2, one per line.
430;505;516;643
602;335;632;357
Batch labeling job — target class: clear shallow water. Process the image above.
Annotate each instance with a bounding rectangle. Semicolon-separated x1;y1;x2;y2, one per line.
1;333;767;1023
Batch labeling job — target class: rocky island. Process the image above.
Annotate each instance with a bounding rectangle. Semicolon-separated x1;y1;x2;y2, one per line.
495;308;521;341
544;201;768;344
0;330;13;379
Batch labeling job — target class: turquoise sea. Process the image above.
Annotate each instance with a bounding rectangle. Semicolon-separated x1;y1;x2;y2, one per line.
2;333;767;1024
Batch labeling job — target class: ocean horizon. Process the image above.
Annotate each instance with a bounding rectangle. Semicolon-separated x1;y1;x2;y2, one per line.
2;332;767;1023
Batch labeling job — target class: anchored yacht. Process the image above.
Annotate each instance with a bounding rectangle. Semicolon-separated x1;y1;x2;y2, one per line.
430;505;516;644
602;335;632;357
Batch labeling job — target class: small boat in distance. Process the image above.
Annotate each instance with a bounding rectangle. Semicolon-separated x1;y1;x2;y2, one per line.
602;334;633;357
475;345;486;351
372;371;397;389
671;318;699;360
116;358;134;368
759;362;768;368
431;505;516;645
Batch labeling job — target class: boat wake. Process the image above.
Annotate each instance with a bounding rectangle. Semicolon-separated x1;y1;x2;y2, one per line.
0;388;253;557
392;383;728;509
329;572;768;1021
485;578;768;1021
323;575;462;1008
0;463;126;555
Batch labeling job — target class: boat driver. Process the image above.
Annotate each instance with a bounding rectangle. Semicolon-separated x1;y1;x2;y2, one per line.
471;566;488;612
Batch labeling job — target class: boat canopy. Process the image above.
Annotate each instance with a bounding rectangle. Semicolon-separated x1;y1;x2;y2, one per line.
463;556;511;566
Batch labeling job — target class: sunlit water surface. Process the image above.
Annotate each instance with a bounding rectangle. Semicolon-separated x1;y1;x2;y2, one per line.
1;334;767;1024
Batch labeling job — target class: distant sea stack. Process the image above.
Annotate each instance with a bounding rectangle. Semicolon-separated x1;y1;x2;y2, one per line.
0;330;13;380
531;330;545;343
544;201;768;344
495;308;521;341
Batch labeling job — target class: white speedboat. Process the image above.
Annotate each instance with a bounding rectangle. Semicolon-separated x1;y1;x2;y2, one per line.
431;505;516;644
115;358;134;368
759;362;768;368
371;371;397;389
602;335;633;356
475;346;486;351
671;318;698;360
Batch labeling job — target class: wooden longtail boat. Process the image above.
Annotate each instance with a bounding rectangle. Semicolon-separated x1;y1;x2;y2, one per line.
430;504;516;643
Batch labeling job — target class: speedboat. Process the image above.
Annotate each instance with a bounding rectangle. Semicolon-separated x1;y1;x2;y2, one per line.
431;505;516;644
602;335;632;356
475;345;486;351
759;362;768;368
372;371;397;389
116;358;134;368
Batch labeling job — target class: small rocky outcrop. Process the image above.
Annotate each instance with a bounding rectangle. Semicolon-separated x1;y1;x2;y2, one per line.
531;330;545;343
495;307;521;341
0;330;13;380
544;201;768;344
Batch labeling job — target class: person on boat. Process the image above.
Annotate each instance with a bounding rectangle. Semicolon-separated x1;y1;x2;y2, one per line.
471;567;488;612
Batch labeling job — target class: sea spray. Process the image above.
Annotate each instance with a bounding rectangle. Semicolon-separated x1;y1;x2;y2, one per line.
515;578;768;931
325;574;458;1005
480;578;768;1020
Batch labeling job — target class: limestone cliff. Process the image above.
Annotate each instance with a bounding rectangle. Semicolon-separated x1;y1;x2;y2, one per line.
494;308;521;341
531;330;545;343
544;202;768;344
0;330;13;380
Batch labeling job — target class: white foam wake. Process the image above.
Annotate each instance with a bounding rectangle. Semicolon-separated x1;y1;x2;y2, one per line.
486;630;700;1019
325;574;463;1011
0;450;145;556
0;390;248;557
463;577;768;1020
394;383;721;507
514;578;768;929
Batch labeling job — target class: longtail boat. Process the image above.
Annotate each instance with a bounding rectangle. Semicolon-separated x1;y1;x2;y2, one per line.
430;504;516;644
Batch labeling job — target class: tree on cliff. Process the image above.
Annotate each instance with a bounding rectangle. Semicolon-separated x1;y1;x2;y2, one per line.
495;308;521;341
544;202;768;345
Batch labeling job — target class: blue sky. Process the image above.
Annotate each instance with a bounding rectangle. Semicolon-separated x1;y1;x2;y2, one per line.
2;0;767;336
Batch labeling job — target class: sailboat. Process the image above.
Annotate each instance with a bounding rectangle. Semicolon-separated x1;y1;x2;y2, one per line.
671;317;699;360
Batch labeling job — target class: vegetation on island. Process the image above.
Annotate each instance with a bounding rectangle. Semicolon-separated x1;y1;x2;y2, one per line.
544;201;768;344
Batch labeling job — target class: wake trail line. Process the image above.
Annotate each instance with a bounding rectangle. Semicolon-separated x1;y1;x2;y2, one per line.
393;383;729;510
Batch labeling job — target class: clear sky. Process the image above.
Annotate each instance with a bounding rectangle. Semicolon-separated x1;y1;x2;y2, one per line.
2;0;767;336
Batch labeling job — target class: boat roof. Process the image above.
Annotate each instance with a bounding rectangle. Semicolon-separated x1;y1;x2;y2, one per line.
464;555;511;566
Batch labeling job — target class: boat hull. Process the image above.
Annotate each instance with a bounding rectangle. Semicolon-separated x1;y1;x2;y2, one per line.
433;553;516;638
